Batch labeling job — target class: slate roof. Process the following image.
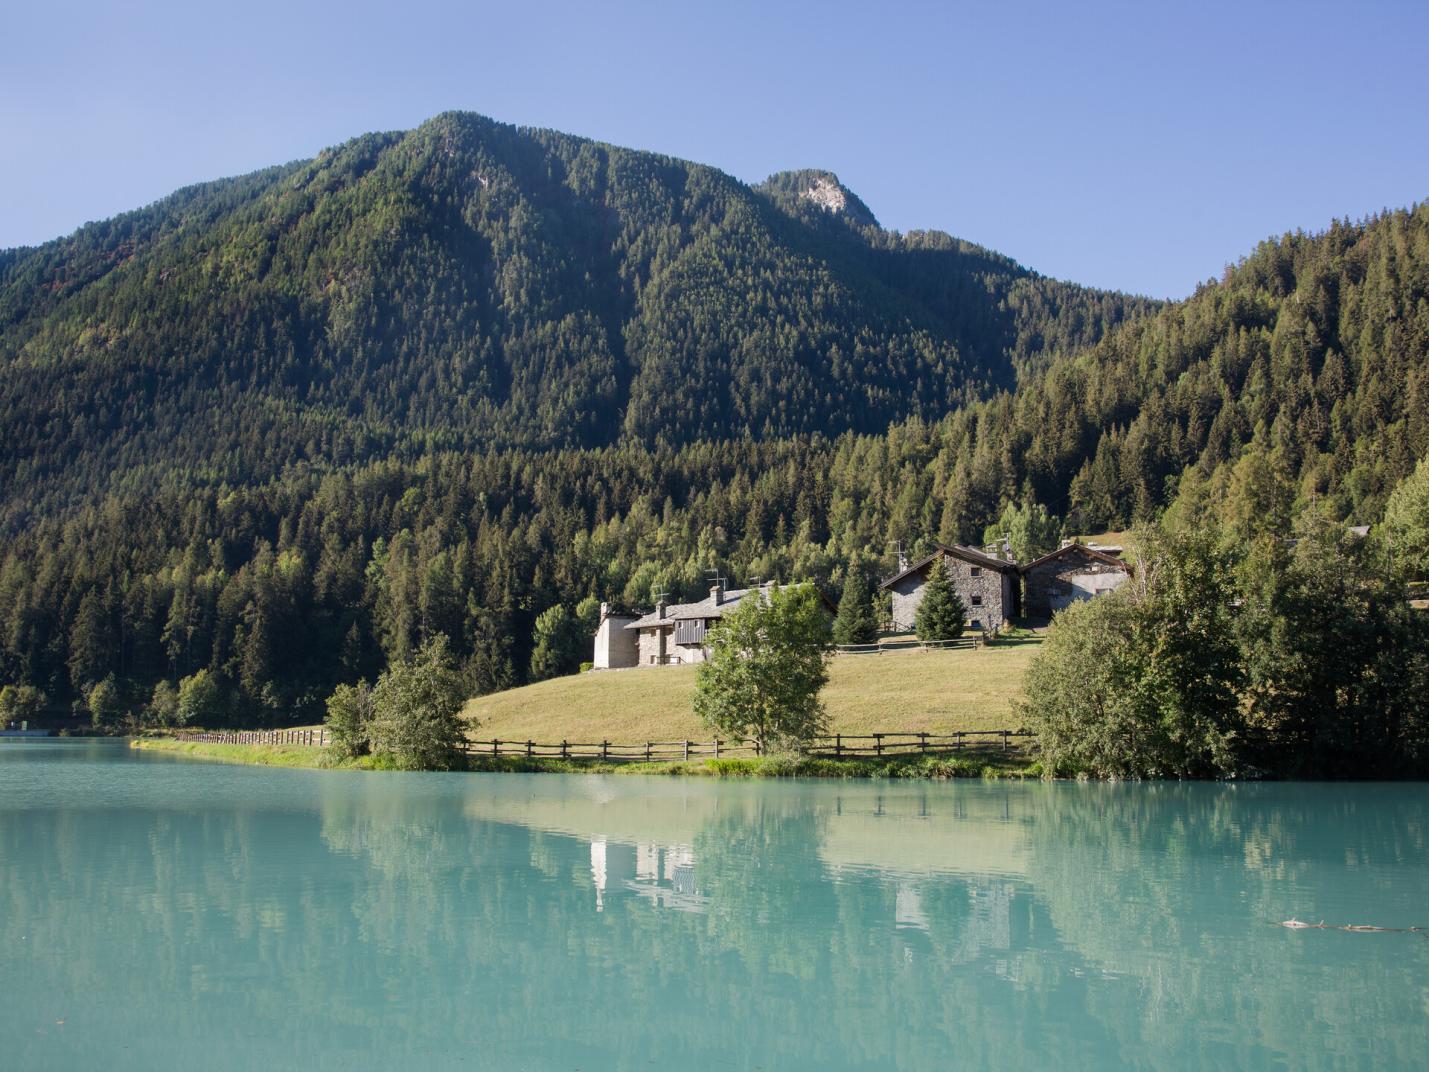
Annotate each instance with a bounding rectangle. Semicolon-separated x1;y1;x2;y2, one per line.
625;588;756;630
878;543;1017;591
1019;543;1130;575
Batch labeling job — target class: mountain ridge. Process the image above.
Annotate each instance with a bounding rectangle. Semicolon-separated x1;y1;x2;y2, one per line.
0;112;1154;519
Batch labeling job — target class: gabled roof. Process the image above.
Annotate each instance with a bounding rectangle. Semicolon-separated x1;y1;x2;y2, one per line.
878;543;1017;591
624;583;836;630
1018;543;1130;575
625;588;756;630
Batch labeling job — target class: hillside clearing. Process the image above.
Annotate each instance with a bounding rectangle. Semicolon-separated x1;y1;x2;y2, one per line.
464;641;1040;743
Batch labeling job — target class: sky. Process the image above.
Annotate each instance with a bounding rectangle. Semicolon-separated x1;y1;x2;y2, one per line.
2;0;1426;299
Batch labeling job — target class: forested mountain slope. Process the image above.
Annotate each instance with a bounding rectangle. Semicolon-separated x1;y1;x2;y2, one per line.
0;112;1424;726
0;112;1146;522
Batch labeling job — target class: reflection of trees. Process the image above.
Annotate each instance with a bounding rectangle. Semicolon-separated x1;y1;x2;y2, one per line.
6;757;1426;1071
1026;783;1429;1069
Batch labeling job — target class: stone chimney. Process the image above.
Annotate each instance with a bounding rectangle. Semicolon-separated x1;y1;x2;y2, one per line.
655;598;668;620
709;581;724;607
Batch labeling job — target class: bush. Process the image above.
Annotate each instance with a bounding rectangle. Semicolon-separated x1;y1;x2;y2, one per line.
324;680;375;760
87;675;125;729
693;583;831;754
0;684;46;726
368;637;468;770
1021;528;1243;778
177;670;224;727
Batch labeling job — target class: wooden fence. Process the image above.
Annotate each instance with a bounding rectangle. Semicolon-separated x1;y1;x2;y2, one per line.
178;727;1035;761
185;729;330;747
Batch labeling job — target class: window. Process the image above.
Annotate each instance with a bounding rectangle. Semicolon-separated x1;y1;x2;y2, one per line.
969;619;982;630
970;566;983;578
971;594;983;607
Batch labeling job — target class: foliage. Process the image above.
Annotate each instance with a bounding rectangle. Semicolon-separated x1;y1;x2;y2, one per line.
1236;513;1429;776
87;675;124;729
1379;455;1429;580
0;683;46;724
176;670;224;727
147;680;181;728
913;559;966;641
1021;528;1243;778
367;637;468;770
832;560;878;645
0;119;1425;748
529;604;585;682
324;680;375;760
693;584;831;753
982;500;1060;564
1025;519;1428;779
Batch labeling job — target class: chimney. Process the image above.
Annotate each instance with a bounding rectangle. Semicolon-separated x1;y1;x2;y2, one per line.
599;601;610;622
710;581;724;607
655;599;668;620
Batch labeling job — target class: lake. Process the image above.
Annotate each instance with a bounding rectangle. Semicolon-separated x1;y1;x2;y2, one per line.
2;740;1426;1070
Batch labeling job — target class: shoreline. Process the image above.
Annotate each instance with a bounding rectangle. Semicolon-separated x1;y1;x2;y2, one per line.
130;737;1039;779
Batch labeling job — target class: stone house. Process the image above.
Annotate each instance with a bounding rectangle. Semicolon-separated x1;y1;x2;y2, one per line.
594;581;833;668
1019;542;1130;617
878;544;1019;635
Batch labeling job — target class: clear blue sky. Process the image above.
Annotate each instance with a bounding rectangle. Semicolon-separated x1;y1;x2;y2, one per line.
3;0;1425;298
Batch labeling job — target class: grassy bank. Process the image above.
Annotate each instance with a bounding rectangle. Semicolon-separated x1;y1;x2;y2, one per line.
465;639;1040;742
131;738;365;769
131;737;1038;779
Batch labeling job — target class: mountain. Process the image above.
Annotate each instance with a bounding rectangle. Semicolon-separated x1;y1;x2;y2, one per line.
0;113;1150;521
0;112;1425;725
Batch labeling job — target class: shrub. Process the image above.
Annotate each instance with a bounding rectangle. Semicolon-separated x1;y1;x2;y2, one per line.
368;637;468;770
693;583;831;754
0;684;46;726
324;680;375;760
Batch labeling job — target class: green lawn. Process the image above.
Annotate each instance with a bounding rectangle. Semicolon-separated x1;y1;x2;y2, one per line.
464;640;1040;744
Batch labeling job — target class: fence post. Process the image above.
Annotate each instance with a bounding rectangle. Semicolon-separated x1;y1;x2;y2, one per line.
875;733;883;757
492;738;499;757
919;732;928;753
602;740;609;760
562;740;569;760
683;740;690;761
835;733;842;758
645;742;652;761
1002;730;1010;753
715;739;722;758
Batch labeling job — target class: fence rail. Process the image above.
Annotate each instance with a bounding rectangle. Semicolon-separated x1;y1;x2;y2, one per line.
183;729;330;747
177;727;1036;761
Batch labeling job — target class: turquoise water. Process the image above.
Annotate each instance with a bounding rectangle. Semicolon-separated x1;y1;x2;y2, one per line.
2;741;1426;1070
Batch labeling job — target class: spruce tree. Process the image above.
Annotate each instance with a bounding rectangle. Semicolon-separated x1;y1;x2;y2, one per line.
832;563;878;645
913;558;967;641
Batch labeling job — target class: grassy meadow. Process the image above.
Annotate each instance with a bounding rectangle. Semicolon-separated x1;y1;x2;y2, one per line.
464;638;1041;744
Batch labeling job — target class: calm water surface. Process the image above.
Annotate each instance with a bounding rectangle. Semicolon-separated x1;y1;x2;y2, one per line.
2;740;1426;1070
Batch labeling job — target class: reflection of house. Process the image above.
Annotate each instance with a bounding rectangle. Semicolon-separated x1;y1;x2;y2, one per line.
1020;543;1131;618
596;580;832;668
878;544;1019;634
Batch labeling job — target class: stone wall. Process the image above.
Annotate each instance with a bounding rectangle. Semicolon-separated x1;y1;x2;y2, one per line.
1022;547;1129;617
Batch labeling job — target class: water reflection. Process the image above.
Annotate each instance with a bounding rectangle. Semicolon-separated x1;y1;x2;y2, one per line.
2;743;1426;1071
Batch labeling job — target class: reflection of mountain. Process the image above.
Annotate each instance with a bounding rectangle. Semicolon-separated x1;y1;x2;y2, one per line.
4;751;1428;1071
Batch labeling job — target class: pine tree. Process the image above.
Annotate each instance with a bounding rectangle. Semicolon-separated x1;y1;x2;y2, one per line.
913;558;966;641
832;562;878;645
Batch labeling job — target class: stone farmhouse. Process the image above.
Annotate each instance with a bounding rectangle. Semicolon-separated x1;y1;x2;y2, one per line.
593;581;831;669
878;544;1020;635
1019;542;1131;617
